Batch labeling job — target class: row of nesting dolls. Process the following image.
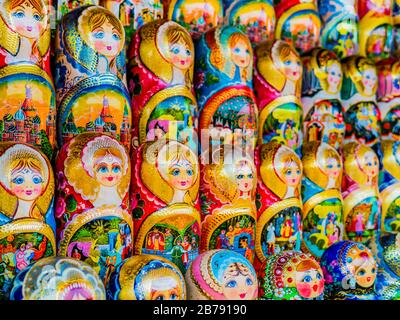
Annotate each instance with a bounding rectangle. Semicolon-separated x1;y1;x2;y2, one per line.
0;0;398;160
0;132;399;298
49;0;400;61
5;239;399;300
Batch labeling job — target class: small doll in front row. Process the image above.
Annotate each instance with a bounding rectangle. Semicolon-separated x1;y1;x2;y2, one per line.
320;240;378;300
0;142;56;300
56;132;133;283
185;249;258;300
258;250;324;300
342;142;381;244
301;142;344;259
253;40;303;149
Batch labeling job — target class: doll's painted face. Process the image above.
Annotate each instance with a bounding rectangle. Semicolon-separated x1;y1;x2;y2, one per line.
353;253;377;288
90;18;122;58
235;161;254;193
327;62;342;93
361;67;377;94
282;51;301;81
10;0;44;39
295;266;324;299
164;159;195;191
282;159;301;187
93;153;123;187
324;156;341;180
231;39;251;69
362;151;379;179
149;278;179;300
10;166;44;201
169;39;193;71
222;263;257;300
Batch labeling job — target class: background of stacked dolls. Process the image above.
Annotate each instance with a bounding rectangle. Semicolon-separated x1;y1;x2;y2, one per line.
0;0;399;300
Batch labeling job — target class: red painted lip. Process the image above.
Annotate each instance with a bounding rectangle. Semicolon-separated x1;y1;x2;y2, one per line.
180;60;186;65
292;179;297;183
240;59;245;64
180;181;187;186
27;26;32;31
367;277;371;282
107;177;114;181
107;46;112;50
25;190;33;195
313;284;319;292
239;293;246;299
244;183;249;188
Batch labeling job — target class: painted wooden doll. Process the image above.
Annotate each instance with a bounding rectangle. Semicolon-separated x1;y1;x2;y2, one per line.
185;249;258;300
318;0;359;59
254;142;303;269
320;240;378;300
377;58;400;141
55;132;133;284
10;256;106;300
341;55;382;158
358;0;393;62
0;0;56;160
301;142;344;259
128;20;198;151
301;47;345;151
0;142;56;300
258;250;324;300
223;0;276;45
100;0;163;47
130;138;201;275
194;25;258;149
380;140;400;233
367;233;400;300
342;142;381;244
54;5;131;150
163;0;224;38
274;0;321;55
200;144;257;263
393;0;400;55
253;40;303;149
106;255;186;300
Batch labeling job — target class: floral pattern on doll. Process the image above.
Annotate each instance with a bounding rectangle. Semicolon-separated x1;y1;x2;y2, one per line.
0;0;50;68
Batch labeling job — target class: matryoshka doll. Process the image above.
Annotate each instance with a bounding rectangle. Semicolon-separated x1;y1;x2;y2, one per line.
100;0;163;46
0;0;56;160
223;0;276;45
253;40;303;149
320;240;378;300
342;143;381;244
106;255;186;300
254;142;303;269
54;5;131;150
377;58;400;140
130;138;201;275
185;249;258;300
274;0;321;55
358;0;393;62
200;144;257;263
380;140;400;233
367;233;400;300
194;25;258;149
318;0;359;59
163;0;224;39
10;256;106;300
301;142;344;259
301;48;345;151
128;20;198;151
258;250;324;300
0;142;56;300
55;133;133;283
341;56;382;158
393;0;400;55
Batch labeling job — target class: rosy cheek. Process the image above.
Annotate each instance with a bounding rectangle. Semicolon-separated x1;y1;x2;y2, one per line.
317;279;324;294
172;55;180;64
12;186;25;196
296;283;312;298
94;40;105;52
33;186;42;195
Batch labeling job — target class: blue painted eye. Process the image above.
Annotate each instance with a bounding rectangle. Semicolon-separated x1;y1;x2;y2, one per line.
172;169;180;176
248;174;253;179
246;49;250;54
171;47;180;55
358;270;366;276
286;170;292;175
367;162;372;167
316;273;322;280
156;295;165;300
112;33;120;41
284;60;292;66
93;32;104;39
234;47;241;54
237;174;244;179
297;61;301;66
12;176;24;185
98;166;109;173
32;176;43;184
327;164;334;169
33;13;41;21
186;169;193;176
226;280;237;288
246;278;253;286
366;75;371;79
372;268;376;274
296;170;301;175
112;166;121;173
12;11;25;19
170;294;177;300
186;49;191;56
303;275;312;283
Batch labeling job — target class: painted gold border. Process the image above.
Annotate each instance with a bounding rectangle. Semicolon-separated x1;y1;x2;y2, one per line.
302;189;343;219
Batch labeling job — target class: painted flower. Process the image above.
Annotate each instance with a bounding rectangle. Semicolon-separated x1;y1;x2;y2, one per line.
55;197;66;219
194;71;205;89
274;288;285;298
